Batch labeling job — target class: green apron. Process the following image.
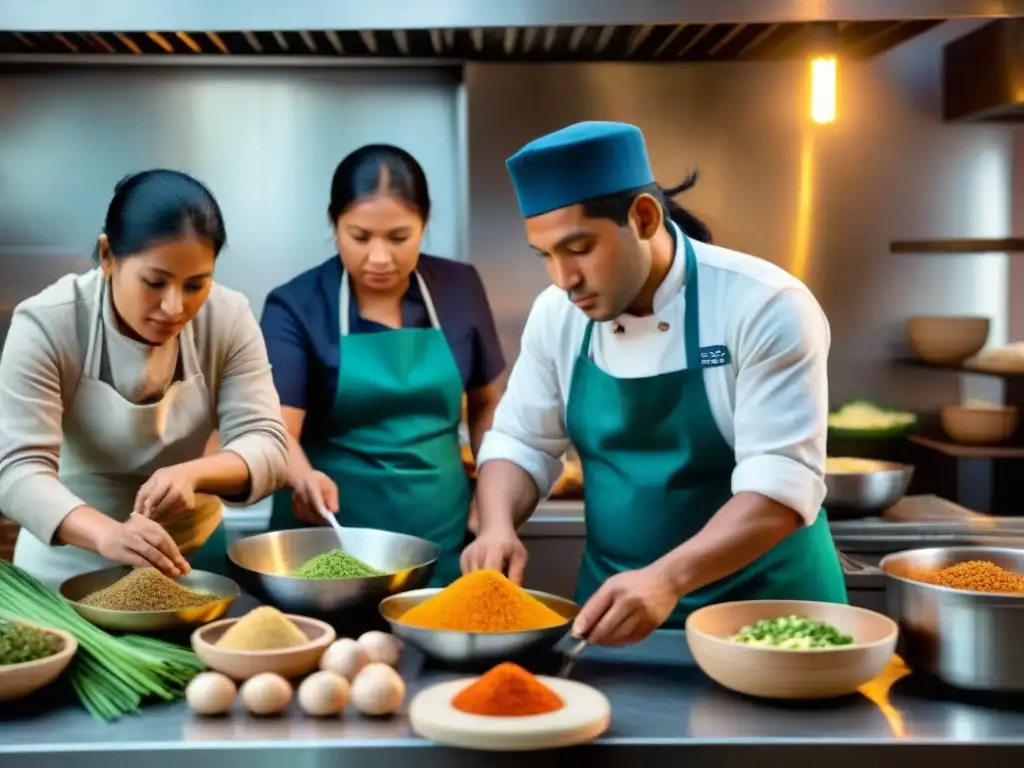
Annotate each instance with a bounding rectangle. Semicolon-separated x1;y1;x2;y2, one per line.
187;521;229;575
269;270;470;587
566;234;847;628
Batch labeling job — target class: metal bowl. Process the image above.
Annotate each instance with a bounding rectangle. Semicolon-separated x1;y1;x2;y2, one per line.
824;458;914;511
227;527;440;614
379;587;579;664
880;546;1024;692
59;566;239;633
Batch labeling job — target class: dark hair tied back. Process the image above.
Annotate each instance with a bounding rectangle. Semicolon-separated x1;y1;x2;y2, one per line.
658;169;712;244
95;169;227;263
328;144;431;223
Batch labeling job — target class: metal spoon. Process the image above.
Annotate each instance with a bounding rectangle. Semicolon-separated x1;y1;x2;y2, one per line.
558;637;589;678
319;505;346;544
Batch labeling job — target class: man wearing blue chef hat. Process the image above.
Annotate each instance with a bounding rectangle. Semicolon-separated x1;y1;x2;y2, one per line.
462;121;847;647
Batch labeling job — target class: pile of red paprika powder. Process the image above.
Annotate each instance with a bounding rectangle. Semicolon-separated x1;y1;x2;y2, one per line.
451;662;564;717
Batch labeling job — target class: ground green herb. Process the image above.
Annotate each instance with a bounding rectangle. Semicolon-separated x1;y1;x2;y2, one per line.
0;618;62;666
730;615;854;650
292;549;383;579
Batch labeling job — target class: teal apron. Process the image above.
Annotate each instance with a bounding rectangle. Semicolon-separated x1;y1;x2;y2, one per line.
187;522;229;575
566;234;847;628
269;270;470;587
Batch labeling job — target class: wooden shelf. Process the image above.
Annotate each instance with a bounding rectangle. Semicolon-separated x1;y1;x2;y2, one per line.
891;238;1024;254
910;435;1024;459
895;358;1024;379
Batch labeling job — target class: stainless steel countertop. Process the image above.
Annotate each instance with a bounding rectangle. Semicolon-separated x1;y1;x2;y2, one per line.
2;625;1023;768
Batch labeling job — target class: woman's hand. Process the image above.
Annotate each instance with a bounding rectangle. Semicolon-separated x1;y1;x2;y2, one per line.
290;470;340;526
97;513;191;577
134;464;198;522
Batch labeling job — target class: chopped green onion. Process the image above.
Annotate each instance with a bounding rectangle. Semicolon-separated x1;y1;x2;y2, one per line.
0;560;205;721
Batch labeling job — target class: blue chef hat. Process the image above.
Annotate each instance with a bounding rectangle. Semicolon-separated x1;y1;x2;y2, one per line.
506;121;655;219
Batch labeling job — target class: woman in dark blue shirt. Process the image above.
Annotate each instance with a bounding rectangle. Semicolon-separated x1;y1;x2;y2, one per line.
260;145;505;586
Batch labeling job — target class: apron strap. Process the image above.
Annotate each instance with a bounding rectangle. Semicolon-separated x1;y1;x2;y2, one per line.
339;269;441;338
579;319;596;359
681;235;701;371
82;272;107;379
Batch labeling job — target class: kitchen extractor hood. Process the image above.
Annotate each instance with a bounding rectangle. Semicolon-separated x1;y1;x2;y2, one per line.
0;22;946;63
2;0;1022;33
1;0;1021;63
943;19;1024;122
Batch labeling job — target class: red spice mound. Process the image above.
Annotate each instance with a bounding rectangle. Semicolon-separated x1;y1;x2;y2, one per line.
451;662;565;716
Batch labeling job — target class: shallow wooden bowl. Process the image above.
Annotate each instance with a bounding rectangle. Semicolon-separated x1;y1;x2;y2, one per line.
0;624;78;703
191;613;335;681
686;600;898;700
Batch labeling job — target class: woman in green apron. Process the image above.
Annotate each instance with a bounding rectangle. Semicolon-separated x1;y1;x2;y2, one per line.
0;170;289;589
260;145;505;587
465;121;847;644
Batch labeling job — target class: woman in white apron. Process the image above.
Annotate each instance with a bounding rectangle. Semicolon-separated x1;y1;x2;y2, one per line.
259;145;506;587
0;169;289;589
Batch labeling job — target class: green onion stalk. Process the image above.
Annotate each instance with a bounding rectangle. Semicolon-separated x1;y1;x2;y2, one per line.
0;560;205;721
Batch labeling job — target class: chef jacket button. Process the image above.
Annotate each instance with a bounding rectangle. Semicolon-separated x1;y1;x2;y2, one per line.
658;321;670;332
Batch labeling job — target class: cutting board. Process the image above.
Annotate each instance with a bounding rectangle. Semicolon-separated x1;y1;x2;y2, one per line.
408;676;611;751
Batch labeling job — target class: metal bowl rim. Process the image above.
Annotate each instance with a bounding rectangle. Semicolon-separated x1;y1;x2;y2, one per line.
226;528;441;581
824;458;914;476
879;546;1024;601
684;599;900;653
191;613;337;656
58;567;242;616
378;586;578;636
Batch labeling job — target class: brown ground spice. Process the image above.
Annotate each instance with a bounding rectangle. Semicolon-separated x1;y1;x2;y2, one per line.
918;560;1024;594
80;568;220;611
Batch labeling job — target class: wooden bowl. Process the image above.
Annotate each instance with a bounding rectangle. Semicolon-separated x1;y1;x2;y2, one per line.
190;613;335;681
906;316;989;366
0;624;78;702
685;600;897;700
940;403;1019;445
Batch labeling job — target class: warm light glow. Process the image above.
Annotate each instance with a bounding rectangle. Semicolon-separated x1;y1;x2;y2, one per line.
810;57;837;124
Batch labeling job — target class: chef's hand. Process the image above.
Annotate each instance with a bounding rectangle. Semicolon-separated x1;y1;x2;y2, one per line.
290;470;339;526
134;464;198;522
572;565;679;647
460;524;528;584
467;497;481;535
97;513;191;577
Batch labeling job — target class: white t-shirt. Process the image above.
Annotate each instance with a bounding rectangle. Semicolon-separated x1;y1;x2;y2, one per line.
475;223;831;525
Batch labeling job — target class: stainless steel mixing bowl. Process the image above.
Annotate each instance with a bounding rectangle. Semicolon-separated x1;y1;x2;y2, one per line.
824;458;914;510
60;566;239;633
880;545;1024;692
379;587;579;664
227;527;440;614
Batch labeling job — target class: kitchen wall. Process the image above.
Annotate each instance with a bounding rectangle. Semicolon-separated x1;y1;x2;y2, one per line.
465;20;1014;409
0;65;465;327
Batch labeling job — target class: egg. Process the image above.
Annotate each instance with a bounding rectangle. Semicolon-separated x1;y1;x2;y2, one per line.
186;672;237;716
297;670;350;717
351;662;405;716
240;672;293;716
356;631;402;667
320;637;370;681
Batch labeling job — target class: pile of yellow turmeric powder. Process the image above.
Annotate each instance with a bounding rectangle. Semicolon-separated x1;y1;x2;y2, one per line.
398;570;567;632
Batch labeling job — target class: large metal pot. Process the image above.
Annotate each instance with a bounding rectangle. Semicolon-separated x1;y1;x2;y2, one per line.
879;546;1024;692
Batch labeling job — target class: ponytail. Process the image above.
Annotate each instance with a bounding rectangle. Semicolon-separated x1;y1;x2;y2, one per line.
657;170;712;244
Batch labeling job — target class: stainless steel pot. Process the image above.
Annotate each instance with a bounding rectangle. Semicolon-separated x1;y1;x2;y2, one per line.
879;546;1024;692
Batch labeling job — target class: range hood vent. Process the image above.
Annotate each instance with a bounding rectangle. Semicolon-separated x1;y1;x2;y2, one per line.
943;19;1024;122
0;21;942;63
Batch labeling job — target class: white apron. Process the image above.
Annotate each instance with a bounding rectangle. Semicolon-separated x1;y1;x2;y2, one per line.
13;275;222;589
